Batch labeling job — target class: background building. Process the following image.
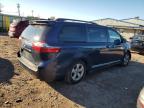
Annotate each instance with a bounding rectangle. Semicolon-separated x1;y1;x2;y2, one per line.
0;13;40;32
94;17;144;40
0;14;22;32
123;17;144;26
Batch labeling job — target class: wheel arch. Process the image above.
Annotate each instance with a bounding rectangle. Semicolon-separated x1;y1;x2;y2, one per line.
78;57;90;72
127;50;131;60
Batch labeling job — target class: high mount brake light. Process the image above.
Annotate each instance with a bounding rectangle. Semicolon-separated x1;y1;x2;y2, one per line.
32;41;61;53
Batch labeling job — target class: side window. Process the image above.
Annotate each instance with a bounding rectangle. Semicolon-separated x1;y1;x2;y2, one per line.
87;27;107;42
59;25;86;42
108;29;121;43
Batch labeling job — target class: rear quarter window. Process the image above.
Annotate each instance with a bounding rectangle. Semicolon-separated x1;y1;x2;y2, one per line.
59;25;86;42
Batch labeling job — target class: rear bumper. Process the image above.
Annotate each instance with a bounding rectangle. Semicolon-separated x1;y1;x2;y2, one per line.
18;56;38;72
18;56;39;76
18;56;66;81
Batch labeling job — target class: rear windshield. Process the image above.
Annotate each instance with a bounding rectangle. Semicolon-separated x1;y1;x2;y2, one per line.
21;25;51;42
59;25;86;42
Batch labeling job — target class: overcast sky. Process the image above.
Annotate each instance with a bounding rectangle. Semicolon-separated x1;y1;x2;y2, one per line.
1;0;144;21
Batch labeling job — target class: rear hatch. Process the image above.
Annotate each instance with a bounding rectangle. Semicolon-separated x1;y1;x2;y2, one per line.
19;23;56;67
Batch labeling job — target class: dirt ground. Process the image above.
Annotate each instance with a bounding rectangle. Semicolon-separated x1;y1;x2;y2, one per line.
0;36;144;108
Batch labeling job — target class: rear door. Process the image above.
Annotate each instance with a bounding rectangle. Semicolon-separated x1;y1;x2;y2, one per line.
107;28;124;61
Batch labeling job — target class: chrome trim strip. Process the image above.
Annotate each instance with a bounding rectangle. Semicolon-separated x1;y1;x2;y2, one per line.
92;60;121;68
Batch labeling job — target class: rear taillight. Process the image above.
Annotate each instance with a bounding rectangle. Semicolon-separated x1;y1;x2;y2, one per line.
32;41;61;53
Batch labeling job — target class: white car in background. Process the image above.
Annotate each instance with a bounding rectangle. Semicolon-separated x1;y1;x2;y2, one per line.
137;87;144;108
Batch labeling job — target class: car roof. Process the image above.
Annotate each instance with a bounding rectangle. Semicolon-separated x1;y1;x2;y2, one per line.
31;18;92;24
30;18;109;29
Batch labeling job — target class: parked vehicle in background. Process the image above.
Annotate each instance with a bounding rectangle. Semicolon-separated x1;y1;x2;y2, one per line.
17;18;131;84
130;35;144;54
137;87;144;108
8;19;29;38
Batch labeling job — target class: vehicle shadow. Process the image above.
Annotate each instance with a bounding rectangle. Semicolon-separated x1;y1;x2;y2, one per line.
0;57;14;83
49;61;144;108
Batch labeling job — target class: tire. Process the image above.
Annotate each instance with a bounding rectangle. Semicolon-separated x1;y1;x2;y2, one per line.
65;60;86;84
121;52;131;66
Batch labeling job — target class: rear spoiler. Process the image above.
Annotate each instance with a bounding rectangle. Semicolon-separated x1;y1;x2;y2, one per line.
29;20;55;25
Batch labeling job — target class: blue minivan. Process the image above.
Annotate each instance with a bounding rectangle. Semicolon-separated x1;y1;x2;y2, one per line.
18;18;131;84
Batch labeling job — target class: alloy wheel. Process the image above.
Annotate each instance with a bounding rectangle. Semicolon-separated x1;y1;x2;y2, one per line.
71;63;85;81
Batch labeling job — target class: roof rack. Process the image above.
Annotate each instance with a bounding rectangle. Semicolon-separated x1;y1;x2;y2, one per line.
56;18;96;24
30;18;97;25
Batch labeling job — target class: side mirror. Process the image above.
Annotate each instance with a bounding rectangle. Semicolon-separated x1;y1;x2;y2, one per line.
114;39;121;45
121;38;127;43
129;37;133;39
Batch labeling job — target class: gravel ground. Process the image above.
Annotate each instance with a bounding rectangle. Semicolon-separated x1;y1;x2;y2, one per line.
0;36;144;108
